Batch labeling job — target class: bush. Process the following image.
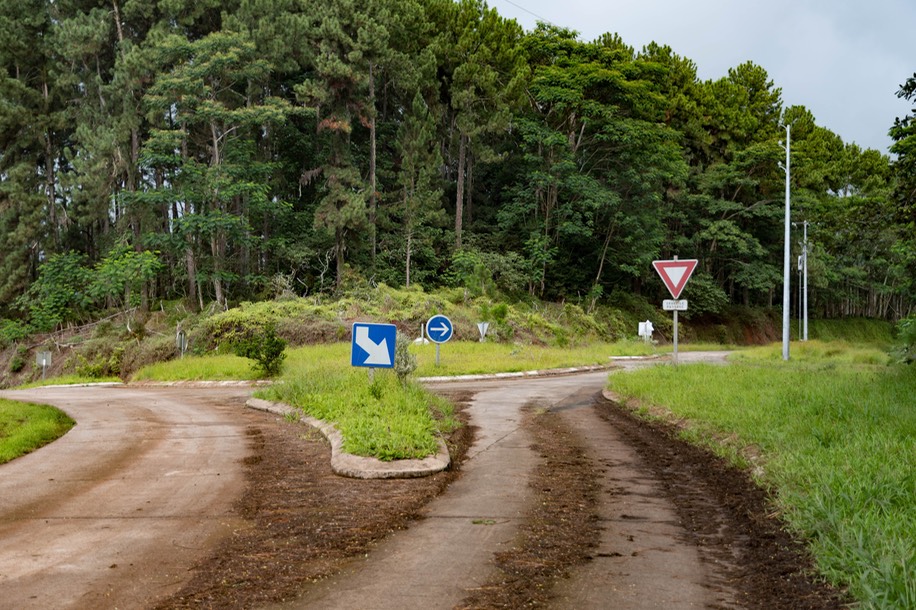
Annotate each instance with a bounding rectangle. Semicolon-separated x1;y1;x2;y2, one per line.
393;333;417;384
0;319;31;349
8;345;27;373
681;271;729;318
232;324;287;377
893;315;916;364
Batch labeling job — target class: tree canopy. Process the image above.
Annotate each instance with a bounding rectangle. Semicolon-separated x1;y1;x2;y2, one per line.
0;0;912;326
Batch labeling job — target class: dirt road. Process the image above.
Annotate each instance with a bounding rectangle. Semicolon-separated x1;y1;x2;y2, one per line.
0;385;254;610
0;356;846;609
267;357;758;609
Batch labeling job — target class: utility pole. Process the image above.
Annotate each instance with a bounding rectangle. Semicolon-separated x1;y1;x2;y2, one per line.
780;124;791;361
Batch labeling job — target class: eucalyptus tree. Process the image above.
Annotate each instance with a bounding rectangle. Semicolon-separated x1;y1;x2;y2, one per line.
294;0;394;287
0;0;69;307
426;0;526;249
891;73;916;231
497;26;684;299
142;30;289;309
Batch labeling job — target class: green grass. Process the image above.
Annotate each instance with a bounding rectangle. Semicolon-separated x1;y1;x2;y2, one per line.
0;399;75;464
132;340;660;383
411;340;657;376
261;369;456;460
258;343;458;460
731;340;891;366
607;344;915;609
131;354;260;381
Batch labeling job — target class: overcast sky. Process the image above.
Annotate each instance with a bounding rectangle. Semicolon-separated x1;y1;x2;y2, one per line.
492;0;914;154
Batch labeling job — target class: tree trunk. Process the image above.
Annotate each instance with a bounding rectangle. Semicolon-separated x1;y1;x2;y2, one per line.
405;229;412;288
466;152;473;225
186;239;199;312
211;234;225;309
369;64;378;265
335;227;345;289
455;133;467;249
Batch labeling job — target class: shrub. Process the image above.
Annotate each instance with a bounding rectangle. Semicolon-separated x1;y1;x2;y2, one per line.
232;324;287;377
0;319;31;349
393;333;417;384
893;315;916;364
681;271;729;318
8;345;27;373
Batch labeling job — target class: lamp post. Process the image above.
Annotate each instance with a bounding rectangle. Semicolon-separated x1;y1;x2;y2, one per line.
781;124;791;361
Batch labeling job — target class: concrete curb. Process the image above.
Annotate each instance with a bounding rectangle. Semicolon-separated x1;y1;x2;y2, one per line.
246;398;451;480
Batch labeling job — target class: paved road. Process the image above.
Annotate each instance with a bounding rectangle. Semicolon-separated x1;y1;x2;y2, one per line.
0;385;253;610
267;352;734;609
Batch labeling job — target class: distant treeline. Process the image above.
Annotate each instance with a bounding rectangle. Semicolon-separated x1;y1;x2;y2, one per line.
1;0;914;332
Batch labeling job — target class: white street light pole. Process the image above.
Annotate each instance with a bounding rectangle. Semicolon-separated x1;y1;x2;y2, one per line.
781;124;791;361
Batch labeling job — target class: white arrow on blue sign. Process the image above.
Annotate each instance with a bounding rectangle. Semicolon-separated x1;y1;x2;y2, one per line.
351;323;397;368
426;314;453;344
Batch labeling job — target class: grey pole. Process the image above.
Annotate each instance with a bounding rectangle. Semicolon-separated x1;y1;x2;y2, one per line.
781;124;791;361
672;256;679;366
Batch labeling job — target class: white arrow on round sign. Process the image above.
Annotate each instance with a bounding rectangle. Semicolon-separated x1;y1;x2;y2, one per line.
425;314;453;344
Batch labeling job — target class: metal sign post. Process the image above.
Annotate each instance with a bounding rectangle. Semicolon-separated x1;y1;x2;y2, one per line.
426;315;454;366
653;257;698;366
176;330;188;358
37;351;52;380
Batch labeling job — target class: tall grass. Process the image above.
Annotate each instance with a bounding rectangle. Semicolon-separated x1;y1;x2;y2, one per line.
608;351;915;609
132;354;259;381
0;399;75;464
262;369;456;460
132;340;656;382
411;340;656;376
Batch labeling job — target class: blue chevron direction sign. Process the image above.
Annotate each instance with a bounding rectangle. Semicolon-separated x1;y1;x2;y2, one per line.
425;315;453;344
351;323;397;368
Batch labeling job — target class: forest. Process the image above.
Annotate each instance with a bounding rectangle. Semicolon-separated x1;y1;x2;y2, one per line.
1;0;914;335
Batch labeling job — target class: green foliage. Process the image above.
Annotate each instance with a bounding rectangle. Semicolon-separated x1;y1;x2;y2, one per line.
231;324;287;378
681;271;730;318
89;245;163;309
893;315;916;364
0;319;31;349
0;1;909;332
8;345;27;373
393;333;417;384
72;341;125;379
609;357;916;608
18;252;93;331
0;399;75;464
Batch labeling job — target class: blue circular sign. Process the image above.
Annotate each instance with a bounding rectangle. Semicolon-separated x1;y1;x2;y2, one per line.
426;315;454;344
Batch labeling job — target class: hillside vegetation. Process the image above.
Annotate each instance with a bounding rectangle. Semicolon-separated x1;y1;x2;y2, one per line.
0;279;900;389
0;0;914;346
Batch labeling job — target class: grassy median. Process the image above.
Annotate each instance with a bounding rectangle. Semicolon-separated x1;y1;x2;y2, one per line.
0;399;75;464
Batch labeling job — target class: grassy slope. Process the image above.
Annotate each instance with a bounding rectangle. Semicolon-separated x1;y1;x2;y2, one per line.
608;345;915;609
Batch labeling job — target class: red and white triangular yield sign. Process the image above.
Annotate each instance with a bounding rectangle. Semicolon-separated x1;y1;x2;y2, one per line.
652;258;698;299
